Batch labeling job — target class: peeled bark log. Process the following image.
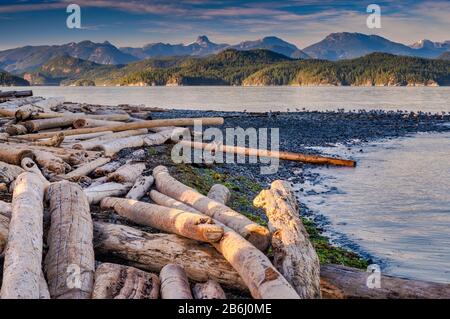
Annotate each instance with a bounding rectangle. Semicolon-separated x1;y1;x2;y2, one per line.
0;144;34;165
92;263;160;299
153;165;270;251
107;163;145;184
93;161;122;177
0;214;8;253
19;117;224;141
45;181;95;299
0;172;45;299
93;222;247;291
159;264;193;299
142;130;176;146
23;117;76;133
85;182;131;205
62;131;113;142
31;133;65;147
0;161;24;184
64;157;111;180
150;190;202;214
207;184;231;205
72;118;122;129
93;135;146;156
33;150;71;175
100;197;224;243
5;124;27;136
254;180;321;299
148;187;299;299
0;200;12;218
320;264;450;299
193;280;227;299
125;175;154;200
71;129;148;150
20;158;50;187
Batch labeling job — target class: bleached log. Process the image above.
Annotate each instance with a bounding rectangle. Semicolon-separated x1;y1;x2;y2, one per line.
93;222;247;291
107;163;145;184
101;197;224;243
64;157;111;180
0;214;8;253
93;161;122;177
5;124;27;136
152;165;270;251
0;172;45;299
85;182;131;205
89;176;108;187
39;271;50;299
23;117;76;133
142;129;178;146
148;187;300;299
0;161;24;184
159;264;193;299
31;132;64;147
72;118;122;129
193;280;227;299
93;135;145;156
62;131;113;142
207;184;231;205
20;158;50;187
0;144;34;165
71;129;148;150
45;181;95;299
149;190;202;214
33;150;71;175
254;180;321;299
125;175;154;200
0;200;12;218
92;263;160;299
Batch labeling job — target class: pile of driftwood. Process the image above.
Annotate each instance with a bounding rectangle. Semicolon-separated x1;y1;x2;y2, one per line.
0;94;448;299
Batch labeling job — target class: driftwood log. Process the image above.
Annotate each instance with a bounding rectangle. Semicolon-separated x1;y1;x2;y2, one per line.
93;221;247;291
93;135;146;156
5;124;27;135
20;158;50;187
92;263;160;299
71;129;148;150
84;182;132;205
0;200;12;218
153;165;270;251
207;184;231;205
0;144;34;165
23;117;76;133
0;213;8;252
254;180;321;299
72;119;122;129
45;181;95;299
0;161;24;184
33;150;71;175
93;161;122;177
100;197;224;243
193;280;227;299
150;190;203;214
159;264;193;299
0;172;45;299
64;157;111;180
125;175;154;200
107;163;145;184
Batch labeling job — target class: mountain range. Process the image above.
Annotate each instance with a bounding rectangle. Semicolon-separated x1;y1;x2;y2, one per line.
1;33;449;76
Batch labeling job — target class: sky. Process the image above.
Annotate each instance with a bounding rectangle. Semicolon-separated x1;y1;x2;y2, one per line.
0;0;449;50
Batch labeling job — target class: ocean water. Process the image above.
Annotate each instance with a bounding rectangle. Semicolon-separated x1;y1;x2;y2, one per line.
2;86;450;113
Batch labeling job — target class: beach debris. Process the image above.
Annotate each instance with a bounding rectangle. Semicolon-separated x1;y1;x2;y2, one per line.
193;280;227;299
159;264;194;299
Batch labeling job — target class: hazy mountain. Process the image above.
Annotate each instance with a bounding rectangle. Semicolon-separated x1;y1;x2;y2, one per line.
230;36;309;59
303;32;448;60
120;36;229;59
0;41;138;74
0;70;29;86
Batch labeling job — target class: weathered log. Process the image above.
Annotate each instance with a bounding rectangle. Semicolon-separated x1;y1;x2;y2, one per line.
0;214;9;253
33;150;71;175
0;90;33;99
23;117;76;133
45;181;95;299
0;200;12;218
93;135;146;156
100;197;224;243
0;161;24;184
93;161;122;177
84;182;131;205
107;163;145;184
19;112;130;122
62;131;113;142
142;129;178;146
39;271;50;299
88;176;108;187
153;165;270;251
320;264;450;299
18;117;224;140
179;140;356;167
148;187;300;299
254;180;321;299
5;124;27;136
31;132;65;147
71;129;148;150
159;264;193;299
93;222;247;291
72;118;122;129
21;158;50;187
64;157;111;180
0;172;45;299
150;190;202;214
207;184;231;205
92;263;160;299
125;175;154;200
193;280;227;299
0;144;34;165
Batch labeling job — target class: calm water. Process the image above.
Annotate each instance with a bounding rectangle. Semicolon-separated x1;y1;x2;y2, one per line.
2;86;450;113
3;86;450;283
299;132;450;283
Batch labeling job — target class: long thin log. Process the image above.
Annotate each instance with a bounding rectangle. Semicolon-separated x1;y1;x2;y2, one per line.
0;172;45;299
107;163;145;184
126;175;154;200
150;190;203;214
18;112;130;122
0;161;24;184
207;184;231;205
179;140;356;167
45;181;95;299
72;118;122;129
100;197;224;243
0;144;34;165
159;264;193;299
18;117;224;141
93;135;146;156
153;165;270;251
254;180;321;299
64;157;111;180
92;263;160;299
72;129;148;150
84;182;131;205
193;280;227;299
148;186;300;299
93;222;247;291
